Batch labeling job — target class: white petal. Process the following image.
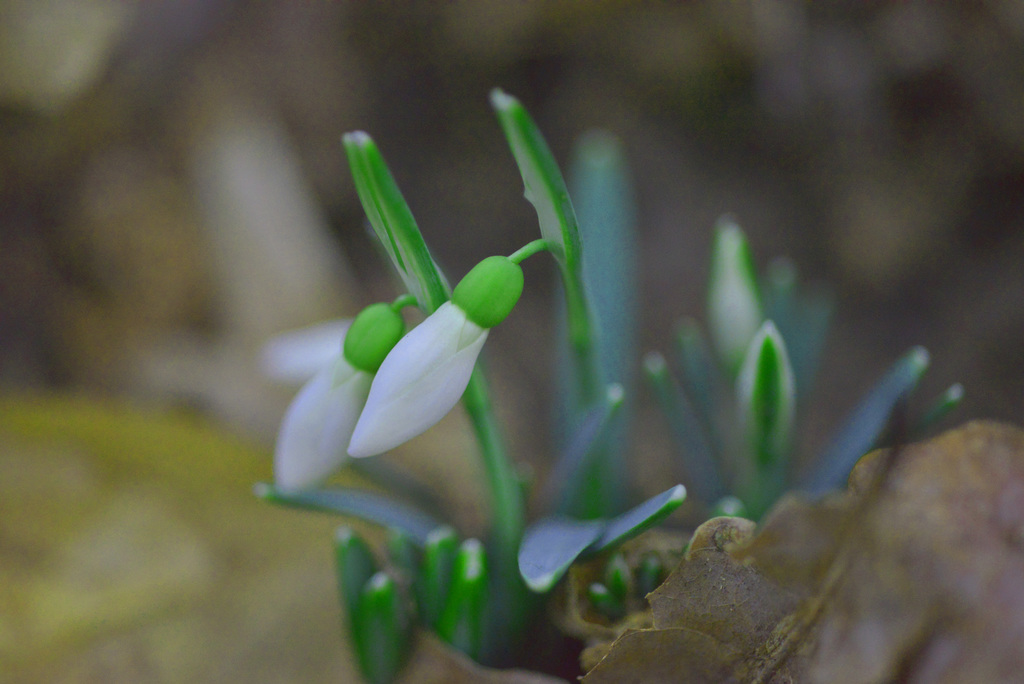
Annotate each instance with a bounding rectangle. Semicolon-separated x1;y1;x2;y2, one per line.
274;355;371;491
348;302;487;458
261;319;351;384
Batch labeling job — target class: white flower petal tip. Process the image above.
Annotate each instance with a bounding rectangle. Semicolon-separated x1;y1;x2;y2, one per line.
348;302;487;458
273;357;371;491
261;319;351;384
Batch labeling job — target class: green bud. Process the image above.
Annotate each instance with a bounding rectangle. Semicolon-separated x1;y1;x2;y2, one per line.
334;527;378;631
603;553;632;603
711;495;748;519
436;538;488;660
343;303;405;373
588;581;624;621
707;218;763;376
353;572;409;684
416;526;458;629
451;256;524;329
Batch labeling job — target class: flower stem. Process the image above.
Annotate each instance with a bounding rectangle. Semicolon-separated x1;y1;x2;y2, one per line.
460;366;530;654
507;239;555;264
389;293;419;312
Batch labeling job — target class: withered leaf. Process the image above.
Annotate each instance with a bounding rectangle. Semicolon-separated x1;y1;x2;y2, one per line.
397;632;568;684
582;421;1024;683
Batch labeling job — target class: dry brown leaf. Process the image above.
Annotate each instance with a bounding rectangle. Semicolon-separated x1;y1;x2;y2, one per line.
397;632;568;684
581;421;1024;683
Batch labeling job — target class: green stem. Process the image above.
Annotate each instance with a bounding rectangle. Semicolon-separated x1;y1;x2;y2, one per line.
460;367;529;652
559;260;600;406
508;238;555;264
389;293;419;312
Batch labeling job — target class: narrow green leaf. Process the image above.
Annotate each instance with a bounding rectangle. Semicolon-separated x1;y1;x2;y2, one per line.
707;217;763;376
591;484;687;553
437;538;488;660
736;321;795;517
334;527;378;630
675;318;718;427
644;352;725;503
603;553;632;603
805;347;930;495
353;572;409;684
763;258;834;400
417;525;458;629
255;483;443;545
916;382;964;436
569;130;638;437
518;518;605;593
570;130;637;383
588;582;624;621
490;89;581;269
342;131;449;313
710;495;748;519
550;383;625;515
737;321;796;467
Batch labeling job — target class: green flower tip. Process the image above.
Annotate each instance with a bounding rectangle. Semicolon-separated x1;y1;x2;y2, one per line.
489;88;516;111
452;256;524;329
457;538;487;581
342;130;373;149
426;525;458;546
908;345;931;372
344;303;405;373
642;351;668;376
577;130;623;169
606;382;625;406
708;217;763;373
365;570;393;595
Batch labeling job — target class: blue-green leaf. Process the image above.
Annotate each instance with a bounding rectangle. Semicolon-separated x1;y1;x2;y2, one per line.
805;347;930;495
518;518;605;593
675;318;718;427
644;352;724;503
490;89;581;270
255;483;443;545
591;485;687;553
569;129;638;425
764;259;834;400
549;383;625;515
342;131;449;313
519;487;685;593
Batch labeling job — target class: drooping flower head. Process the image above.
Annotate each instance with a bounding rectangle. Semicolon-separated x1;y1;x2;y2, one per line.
348;256;524;457
274;303;404;491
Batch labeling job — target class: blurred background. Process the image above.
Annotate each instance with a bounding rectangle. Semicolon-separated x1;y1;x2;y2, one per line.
2;1;1023;680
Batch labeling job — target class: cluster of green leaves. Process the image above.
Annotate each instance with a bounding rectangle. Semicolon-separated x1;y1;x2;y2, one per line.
645;218;963;519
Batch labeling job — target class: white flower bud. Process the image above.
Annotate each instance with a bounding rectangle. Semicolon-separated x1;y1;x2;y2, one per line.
348;302;488;458
274;356;372;491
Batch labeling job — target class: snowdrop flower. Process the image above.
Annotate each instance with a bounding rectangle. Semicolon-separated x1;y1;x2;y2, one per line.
274;303;404;491
261;319;352;384
348;256;524;458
